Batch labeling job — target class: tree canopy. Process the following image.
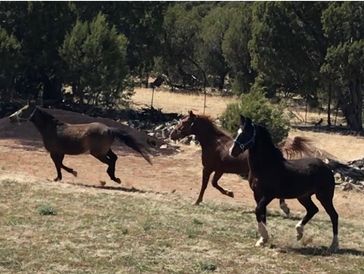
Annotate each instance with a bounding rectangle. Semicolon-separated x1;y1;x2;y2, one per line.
0;2;363;130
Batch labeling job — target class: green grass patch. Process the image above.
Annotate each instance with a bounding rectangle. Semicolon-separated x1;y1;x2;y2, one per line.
0;179;363;273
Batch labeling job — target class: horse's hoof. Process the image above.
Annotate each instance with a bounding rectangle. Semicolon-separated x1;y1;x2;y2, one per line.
72;171;78;177
114;178;121;184
295;223;304;241
255;237;267;247
328;236;339;253
226;191;234;198
328;244;339;253
194;200;201;206
53;177;61;182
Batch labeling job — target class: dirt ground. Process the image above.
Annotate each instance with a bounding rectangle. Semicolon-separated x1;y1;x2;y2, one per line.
1;122;364;224
1;89;364;225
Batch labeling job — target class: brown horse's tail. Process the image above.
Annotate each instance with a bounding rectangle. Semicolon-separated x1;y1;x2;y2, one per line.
111;128;152;165
279;136;315;160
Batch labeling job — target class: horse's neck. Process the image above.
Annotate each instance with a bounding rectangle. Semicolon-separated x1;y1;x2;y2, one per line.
248;138;285;177
193;122;222;148
31;110;61;138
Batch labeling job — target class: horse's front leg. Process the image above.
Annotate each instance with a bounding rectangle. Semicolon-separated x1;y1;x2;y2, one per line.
254;194;273;247
50;152;63;181
211;171;234;198
194;168;212;205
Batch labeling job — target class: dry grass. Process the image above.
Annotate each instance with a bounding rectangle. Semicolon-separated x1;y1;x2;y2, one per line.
133;88;364;161
1;179;364;274
289;129;364;161
132;88;235;118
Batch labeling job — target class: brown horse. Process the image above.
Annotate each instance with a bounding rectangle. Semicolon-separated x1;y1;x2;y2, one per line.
9;103;152;182
170;111;310;214
229;115;338;252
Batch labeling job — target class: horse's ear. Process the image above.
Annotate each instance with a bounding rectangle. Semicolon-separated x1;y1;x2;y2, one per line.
240;115;246;125
188;110;196;118
245;117;252;126
36;90;43;107
29;100;37;108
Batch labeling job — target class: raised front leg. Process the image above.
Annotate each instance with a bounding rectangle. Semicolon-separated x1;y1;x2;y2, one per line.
211;171;234;198
50;152;63;181
194;168;212;205
61;163;78;177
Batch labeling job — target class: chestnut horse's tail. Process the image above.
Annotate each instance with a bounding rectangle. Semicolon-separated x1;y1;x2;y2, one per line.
279;136;315;160
111;128;152;165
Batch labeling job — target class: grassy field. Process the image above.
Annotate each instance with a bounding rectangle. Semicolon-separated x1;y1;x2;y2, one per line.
1;179;364;274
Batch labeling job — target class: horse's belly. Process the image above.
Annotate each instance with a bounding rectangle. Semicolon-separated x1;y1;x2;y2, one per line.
271;183;316;199
45;139;87;155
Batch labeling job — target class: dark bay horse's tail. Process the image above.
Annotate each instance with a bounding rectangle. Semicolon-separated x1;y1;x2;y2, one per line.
111;128;152;165
279;136;315;159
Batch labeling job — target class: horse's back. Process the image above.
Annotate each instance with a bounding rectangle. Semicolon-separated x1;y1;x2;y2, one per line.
48;122;113;155
279;157;335;196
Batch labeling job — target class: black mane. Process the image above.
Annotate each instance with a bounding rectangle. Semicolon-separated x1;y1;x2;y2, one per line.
256;124;285;161
35;107;64;126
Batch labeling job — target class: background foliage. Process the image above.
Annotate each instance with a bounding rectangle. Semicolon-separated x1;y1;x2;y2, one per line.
220;90;290;143
0;2;363;130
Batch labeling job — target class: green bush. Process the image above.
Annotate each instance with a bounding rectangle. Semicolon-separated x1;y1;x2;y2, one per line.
220;90;290;144
37;204;57;216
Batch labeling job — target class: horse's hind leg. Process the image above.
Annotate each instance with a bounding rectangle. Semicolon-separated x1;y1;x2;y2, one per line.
316;190;339;252
106;149;120;183
211;171;234;198
50;153;63;181
279;199;290;217
295;196;319;241
92;151;120;184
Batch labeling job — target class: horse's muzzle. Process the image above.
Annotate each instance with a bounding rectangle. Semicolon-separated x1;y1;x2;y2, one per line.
229;143;242;158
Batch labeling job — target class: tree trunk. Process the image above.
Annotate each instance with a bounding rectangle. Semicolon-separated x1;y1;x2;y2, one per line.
339;79;362;131
42;75;62;106
327;83;332;127
218;72;226;91
145;73;149;88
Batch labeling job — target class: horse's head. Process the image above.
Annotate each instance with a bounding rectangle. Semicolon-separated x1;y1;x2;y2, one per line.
229;115;256;157
170;110;196;140
9;101;37;123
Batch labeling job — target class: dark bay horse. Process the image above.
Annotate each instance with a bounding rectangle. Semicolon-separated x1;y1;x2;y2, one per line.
229;115;339;252
9;103;152;182
170;111;310;215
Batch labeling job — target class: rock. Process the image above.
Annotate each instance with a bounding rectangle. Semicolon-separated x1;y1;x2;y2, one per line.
154;124;165;131
342;182;354;191
334;173;342;182
161;128;170;139
190;140;199;146
180;136;193;145
160;144;168;149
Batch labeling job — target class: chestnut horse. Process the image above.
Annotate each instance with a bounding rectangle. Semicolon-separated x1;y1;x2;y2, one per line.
9;103;152;182
229;115;338;252
170;111;311;215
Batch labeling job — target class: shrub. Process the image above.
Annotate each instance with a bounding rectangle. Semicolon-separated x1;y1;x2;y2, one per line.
37;204;57;216
220;90;290;143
